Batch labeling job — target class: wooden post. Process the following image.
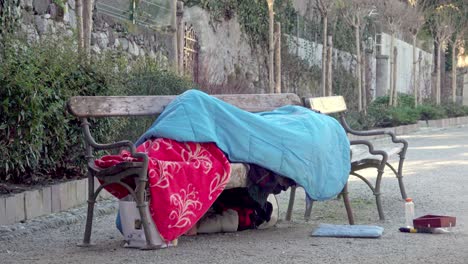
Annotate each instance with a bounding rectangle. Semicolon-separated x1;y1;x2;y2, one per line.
326;35;333;96
355;20;362;111
176;1;184;75
361;51;367;113
321;15;328;97
436;44;441;105
75;0;83;53
171;0;177;71
275;22;281;94
389;33;395;106
451;41;457;103
392;47;398;106
82;0;94;58
412;34;418;107
267;0;275;93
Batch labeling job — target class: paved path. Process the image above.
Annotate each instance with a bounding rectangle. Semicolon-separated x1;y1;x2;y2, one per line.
1;126;467;264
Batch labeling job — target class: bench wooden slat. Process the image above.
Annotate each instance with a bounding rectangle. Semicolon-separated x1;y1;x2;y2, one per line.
350;145;403;163
68;93;302;117
304;96;347;114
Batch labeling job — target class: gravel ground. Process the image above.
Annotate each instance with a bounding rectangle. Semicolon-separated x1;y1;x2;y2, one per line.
1;126;467;264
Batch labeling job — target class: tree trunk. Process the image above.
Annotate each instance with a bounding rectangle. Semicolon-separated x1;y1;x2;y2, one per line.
451;40;457;103
76;0;83;52
355;22;362;112
327;35;333;96
362;50;367;113
412;34;417;107
275;22;281;94
389;33;395;106
417;51;422;104
177;1;185;75
295;15;299;95
392;47;398;106
268;3;275;93
321;15;328;96
436;43;441;105
82;0;94;58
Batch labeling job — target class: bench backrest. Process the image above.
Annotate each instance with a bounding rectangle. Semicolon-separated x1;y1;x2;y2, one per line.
67;93;303;117
304;96;347;114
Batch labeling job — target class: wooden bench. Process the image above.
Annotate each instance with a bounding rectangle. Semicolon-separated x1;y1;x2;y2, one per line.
67;93;354;249
297;96;409;221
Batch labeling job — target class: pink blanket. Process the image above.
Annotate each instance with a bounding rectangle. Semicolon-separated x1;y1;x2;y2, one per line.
95;138;231;241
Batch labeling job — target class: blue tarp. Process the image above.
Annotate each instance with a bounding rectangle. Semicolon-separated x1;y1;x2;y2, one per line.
136;90;350;201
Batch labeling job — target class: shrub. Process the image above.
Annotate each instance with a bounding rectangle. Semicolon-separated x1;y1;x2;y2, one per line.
442;103;466;118
389;107;420;126
115;57;193;142
371;94;415;108
342;111;375;130
416;104;446;120
0;37;125;183
0;37;192;184
396;93;416;108
367;103;393;127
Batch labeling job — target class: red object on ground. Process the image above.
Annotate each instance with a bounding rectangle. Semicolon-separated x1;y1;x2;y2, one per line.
95;138;231;241
413;215;456;228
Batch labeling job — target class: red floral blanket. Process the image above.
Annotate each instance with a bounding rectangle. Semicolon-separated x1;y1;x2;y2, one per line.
95;138;231;241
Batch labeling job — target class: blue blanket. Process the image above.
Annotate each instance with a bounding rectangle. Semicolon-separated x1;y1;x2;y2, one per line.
136;90;350;201
311;224;384;238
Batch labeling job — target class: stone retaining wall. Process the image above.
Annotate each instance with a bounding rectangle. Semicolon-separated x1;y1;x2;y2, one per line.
16;0;172;65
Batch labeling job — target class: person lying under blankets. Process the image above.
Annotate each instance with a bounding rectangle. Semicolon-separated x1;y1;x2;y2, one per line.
186;191;279;235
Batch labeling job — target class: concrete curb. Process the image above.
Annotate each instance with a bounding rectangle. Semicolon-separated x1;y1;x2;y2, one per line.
0;199;118;241
348;116;468;140
0;178;114;226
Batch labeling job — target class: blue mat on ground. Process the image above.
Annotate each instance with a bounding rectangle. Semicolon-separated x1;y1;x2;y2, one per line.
311;224;384;238
136;90;350;201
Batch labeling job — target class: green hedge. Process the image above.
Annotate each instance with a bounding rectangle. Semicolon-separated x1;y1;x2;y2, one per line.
0;37;192;184
348;94;468;130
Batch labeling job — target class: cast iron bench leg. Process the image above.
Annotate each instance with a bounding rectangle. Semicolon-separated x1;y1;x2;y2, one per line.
285;185;296;221
341;183;354;225
304;184;354;225
78;175;95;247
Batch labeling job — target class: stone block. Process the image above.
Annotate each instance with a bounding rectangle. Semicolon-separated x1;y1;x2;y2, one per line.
5;193;25;224
66;180;78;208
68;8;76;28
21;0;34;10
0;196;7;225
417;120;428;127
33;0;51;15
68;0;75;10
24;188;51;219
76;179;87;205
47;3;58;20
51;183;62;213
34;15;49;35
128;41;140;56
51;182;76;212
118;38;129;51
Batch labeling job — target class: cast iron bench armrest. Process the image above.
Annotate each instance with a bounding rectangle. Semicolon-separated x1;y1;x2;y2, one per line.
81;117;149;192
349;140;388;163
81;118;148;160
340;115;408;155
